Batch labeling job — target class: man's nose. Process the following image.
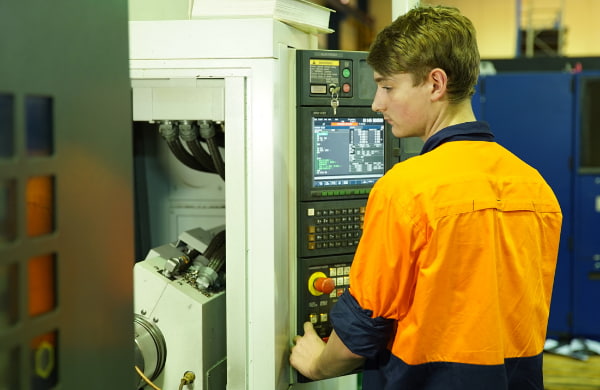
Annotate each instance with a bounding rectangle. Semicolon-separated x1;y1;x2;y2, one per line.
371;90;384;113
372;98;383;113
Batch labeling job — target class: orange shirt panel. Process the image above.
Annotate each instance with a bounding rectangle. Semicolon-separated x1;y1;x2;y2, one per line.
349;141;562;366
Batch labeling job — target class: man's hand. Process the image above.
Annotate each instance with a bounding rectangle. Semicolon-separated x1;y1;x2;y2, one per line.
290;322;326;380
290;322;365;381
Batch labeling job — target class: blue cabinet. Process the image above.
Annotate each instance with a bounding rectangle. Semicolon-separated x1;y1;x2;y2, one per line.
479;73;574;337
476;72;600;339
571;74;600;338
572;174;600;336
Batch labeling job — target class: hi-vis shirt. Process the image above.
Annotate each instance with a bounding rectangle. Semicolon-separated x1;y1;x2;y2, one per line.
330;122;562;390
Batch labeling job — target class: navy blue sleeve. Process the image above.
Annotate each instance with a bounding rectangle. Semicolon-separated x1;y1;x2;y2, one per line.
330;290;395;360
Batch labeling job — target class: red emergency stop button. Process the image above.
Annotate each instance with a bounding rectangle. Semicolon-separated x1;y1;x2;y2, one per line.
314;277;335;294
308;271;335;296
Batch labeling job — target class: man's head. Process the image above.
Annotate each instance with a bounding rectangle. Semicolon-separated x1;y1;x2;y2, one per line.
367;6;480;104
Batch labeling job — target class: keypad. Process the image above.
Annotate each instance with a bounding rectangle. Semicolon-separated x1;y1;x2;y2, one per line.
306;207;365;250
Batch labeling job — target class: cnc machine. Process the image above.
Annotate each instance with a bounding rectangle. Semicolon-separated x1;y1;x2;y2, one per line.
128;2;420;389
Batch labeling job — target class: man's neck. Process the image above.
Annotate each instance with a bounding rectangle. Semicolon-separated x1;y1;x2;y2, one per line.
422;99;476;141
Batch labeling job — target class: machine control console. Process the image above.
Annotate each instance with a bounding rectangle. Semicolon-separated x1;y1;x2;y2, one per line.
294;50;401;383
297;256;352;340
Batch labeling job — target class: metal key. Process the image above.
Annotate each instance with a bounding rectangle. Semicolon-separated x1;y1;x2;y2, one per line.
329;84;340;116
331;98;339;115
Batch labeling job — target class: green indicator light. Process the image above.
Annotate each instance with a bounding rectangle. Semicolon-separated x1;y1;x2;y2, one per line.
342;68;351;78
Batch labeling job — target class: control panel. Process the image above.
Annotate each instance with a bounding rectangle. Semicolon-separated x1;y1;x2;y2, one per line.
296;50;380;107
294;50;400;382
297;255;353;340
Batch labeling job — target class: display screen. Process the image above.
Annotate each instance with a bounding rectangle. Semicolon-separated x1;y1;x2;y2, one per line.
312;117;385;187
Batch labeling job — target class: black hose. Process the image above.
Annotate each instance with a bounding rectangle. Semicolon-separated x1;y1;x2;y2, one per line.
208;245;225;273
178;121;216;173
204;230;226;273
206;137;225;180
199;120;225;180
158;121;205;171
204;230;225;259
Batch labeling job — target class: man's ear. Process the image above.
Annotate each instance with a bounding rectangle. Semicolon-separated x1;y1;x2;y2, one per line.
429;68;448;102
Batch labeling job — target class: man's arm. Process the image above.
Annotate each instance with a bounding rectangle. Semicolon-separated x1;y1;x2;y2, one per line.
290;321;365;380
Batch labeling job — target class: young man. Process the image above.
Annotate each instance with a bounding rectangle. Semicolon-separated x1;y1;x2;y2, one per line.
290;6;562;390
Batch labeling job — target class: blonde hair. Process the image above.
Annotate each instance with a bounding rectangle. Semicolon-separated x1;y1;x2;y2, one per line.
367;6;480;103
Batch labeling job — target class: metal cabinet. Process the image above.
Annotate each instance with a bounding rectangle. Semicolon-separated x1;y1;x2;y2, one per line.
478;73;575;337
572;74;600;338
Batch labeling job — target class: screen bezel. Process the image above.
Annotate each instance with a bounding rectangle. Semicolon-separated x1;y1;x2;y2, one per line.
297;106;398;202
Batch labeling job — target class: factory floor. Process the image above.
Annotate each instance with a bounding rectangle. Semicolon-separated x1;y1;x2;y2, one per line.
544;353;600;389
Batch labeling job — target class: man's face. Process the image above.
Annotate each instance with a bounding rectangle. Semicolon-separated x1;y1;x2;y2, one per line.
371;71;431;139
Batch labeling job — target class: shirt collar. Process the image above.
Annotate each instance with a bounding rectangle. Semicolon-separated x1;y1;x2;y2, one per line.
420;121;495;155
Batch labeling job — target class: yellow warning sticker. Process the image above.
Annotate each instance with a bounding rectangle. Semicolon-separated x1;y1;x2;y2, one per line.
310;59;340;66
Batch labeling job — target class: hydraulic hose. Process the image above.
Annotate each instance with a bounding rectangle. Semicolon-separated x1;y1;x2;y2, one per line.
199;120;225;180
178;120;216;173
195;230;226;289
205;230;226;273
204;230;225;259
158;121;205;171
207;245;225;273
